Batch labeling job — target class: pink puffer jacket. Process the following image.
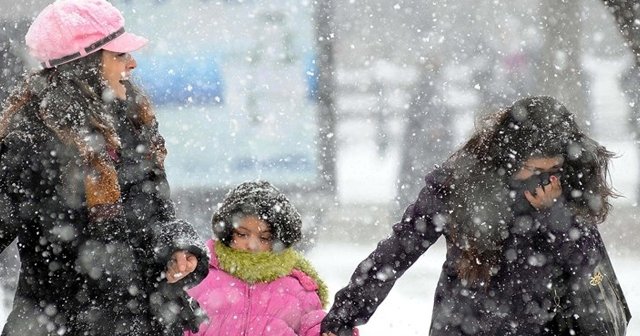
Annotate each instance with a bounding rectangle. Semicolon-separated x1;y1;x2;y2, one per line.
185;240;326;336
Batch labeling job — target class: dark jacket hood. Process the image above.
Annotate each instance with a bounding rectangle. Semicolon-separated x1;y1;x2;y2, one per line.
211;180;303;248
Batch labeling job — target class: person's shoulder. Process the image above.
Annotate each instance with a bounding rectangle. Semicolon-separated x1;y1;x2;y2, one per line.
424;165;451;182
206;239;221;269
2;128;48;158
3;113;55;146
288;269;319;292
284;269;326;307
423;165;454;196
3;129;33;146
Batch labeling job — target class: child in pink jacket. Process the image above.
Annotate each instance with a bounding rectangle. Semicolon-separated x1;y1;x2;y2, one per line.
185;181;333;336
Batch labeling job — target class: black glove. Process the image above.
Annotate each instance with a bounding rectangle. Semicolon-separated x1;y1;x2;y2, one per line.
150;281;208;334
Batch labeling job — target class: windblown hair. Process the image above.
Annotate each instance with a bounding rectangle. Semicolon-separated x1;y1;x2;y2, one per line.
442;96;616;282
0;51;166;212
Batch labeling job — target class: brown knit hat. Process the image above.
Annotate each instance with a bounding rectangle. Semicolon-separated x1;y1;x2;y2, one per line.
211;181;303;248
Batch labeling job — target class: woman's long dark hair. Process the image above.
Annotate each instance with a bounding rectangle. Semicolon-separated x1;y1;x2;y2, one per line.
442;96;616;283
0;52;119;157
0;51;166;209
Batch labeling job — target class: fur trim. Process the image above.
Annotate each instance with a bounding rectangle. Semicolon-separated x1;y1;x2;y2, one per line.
215;241;328;308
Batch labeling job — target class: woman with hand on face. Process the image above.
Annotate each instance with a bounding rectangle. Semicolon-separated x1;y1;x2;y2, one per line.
321;96;630;336
0;0;208;335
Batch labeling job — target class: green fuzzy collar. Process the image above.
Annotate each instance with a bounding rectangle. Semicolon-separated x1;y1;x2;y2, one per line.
214;241;329;308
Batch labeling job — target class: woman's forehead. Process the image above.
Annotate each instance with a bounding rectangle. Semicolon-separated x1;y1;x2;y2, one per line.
523;155;564;168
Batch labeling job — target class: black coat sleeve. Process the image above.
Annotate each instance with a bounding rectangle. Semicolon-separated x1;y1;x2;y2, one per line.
321;170;447;335
0;139;29;253
131;169;209;333
117;140;209;332
127;167;209;287
111;99;209;286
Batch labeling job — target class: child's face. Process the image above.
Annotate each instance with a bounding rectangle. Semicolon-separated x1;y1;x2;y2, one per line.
231;215;273;253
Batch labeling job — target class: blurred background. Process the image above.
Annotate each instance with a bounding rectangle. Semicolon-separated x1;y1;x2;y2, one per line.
1;0;639;334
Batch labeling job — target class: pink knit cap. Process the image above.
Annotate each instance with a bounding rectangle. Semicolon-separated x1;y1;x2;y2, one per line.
26;0;148;68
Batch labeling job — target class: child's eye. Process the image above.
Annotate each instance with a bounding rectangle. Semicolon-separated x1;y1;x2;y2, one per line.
234;232;248;238
260;236;272;243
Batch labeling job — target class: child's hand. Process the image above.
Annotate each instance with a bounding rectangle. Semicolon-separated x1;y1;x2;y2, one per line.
524;175;562;210
166;250;198;283
321;331;358;336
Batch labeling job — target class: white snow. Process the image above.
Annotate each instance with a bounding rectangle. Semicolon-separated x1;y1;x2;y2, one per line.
2;62;639;334
1;0;639;330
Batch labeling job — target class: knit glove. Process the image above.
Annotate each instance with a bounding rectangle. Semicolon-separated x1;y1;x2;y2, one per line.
150;281;208;334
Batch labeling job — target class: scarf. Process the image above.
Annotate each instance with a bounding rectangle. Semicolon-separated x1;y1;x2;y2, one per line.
214;241;329;308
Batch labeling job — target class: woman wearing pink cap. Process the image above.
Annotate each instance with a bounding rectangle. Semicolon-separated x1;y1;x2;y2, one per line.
0;0;208;335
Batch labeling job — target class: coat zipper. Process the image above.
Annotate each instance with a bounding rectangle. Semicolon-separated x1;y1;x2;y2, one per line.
242;284;253;336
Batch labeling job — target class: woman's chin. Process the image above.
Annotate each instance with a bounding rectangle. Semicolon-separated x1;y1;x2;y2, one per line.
102;86;127;102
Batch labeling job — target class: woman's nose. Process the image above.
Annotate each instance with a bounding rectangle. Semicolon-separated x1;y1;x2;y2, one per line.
127;56;137;70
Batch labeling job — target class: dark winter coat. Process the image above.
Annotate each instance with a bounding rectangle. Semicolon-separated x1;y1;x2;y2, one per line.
0;102;209;336
321;168;629;336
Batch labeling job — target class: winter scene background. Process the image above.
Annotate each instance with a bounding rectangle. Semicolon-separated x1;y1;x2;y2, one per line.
1;0;639;334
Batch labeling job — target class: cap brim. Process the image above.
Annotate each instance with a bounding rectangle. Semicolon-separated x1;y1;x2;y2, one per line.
102;32;148;53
